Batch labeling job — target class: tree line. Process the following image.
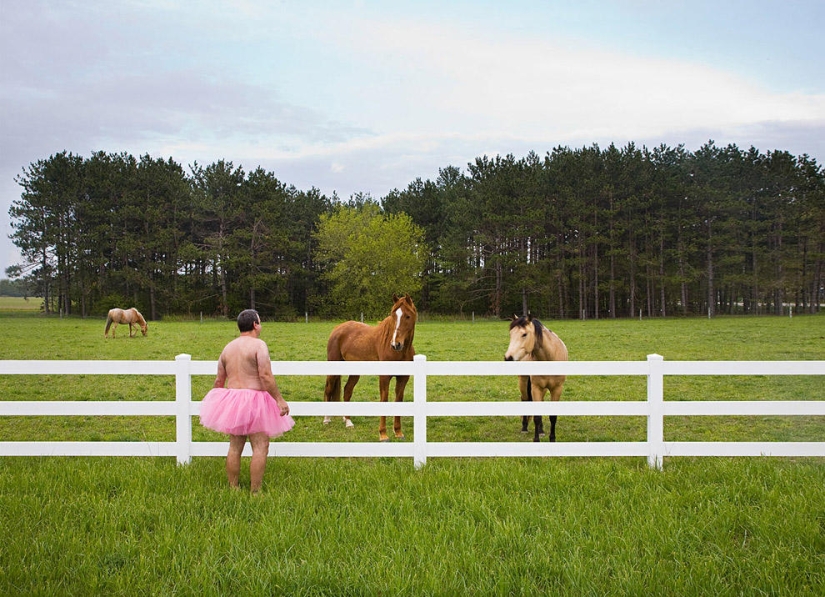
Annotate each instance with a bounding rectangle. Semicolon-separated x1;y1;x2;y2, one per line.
7;141;824;320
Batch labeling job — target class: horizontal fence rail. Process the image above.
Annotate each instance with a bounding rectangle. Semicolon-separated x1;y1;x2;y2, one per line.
1;355;824;469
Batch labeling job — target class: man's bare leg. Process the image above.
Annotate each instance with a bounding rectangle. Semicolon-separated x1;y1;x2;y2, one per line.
227;434;246;489
249;432;270;494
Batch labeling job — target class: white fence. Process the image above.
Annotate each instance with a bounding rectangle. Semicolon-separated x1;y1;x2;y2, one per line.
1;354;824;469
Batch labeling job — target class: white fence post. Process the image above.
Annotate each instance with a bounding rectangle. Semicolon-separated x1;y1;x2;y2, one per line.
175;354;193;465
414;354;427;469
647;354;664;470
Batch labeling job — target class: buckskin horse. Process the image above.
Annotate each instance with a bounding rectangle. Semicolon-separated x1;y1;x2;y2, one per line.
505;314;568;442
104;307;148;338
323;294;417;442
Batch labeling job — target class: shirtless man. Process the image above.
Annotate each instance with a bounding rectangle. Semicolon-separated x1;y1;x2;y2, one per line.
200;309;294;493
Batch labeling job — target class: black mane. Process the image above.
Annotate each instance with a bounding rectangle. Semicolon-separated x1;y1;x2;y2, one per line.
509;315;545;348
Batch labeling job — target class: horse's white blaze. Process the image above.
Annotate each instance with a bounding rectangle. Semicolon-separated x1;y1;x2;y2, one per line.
391;307;403;346
505;328;532;362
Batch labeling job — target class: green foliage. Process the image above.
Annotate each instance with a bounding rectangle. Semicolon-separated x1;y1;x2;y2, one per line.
314;202;427;318
7;144;825;321
0;278;31;297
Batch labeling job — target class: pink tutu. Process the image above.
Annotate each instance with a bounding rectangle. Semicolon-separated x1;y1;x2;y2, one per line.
199;388;295;437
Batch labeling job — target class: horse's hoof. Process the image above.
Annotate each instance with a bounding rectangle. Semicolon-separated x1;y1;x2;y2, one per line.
380;437;390;442
548;437;556;443
395;434;405;441
521;428;529;434
345;420;354;428
323;417;331;425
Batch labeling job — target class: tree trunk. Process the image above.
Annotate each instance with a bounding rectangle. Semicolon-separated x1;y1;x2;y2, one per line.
707;220;715;318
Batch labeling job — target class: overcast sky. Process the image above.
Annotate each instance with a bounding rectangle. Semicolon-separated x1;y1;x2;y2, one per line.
2;0;824;275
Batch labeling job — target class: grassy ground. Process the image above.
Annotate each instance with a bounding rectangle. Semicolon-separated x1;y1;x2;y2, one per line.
0;296;41;311
0;313;822;444
1;312;824;594
1;456;824;595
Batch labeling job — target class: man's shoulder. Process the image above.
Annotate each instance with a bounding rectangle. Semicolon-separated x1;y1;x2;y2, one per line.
237;335;269;351
223;335;266;353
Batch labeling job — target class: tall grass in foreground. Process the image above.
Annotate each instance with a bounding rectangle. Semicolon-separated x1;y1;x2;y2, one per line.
1;456;824;595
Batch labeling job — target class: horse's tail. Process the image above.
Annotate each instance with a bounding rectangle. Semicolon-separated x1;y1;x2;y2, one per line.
324;375;342;402
324;329;344;402
104;314;113;337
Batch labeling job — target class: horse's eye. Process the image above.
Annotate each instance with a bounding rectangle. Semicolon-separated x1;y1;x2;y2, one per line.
522;333;527;338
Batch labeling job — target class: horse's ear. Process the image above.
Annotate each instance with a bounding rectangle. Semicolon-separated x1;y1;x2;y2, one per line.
511;314;519;322
393;293;400;302
526;312;533;322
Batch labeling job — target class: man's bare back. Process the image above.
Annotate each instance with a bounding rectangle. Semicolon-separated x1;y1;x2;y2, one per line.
215;333;289;416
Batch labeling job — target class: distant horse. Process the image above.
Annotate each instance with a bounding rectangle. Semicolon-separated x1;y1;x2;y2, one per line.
504;314;568;442
324;294;417;442
104;308;148;338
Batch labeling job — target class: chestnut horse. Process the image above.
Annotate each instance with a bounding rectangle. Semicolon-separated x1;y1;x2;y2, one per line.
104;307;148;338
323;294;417;442
505;314;568;442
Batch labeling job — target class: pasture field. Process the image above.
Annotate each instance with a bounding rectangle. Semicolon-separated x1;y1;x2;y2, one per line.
0;312;823;444
1;312;824;594
0;296;41;311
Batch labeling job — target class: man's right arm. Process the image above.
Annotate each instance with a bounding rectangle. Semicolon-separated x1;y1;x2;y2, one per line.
213;353;228;389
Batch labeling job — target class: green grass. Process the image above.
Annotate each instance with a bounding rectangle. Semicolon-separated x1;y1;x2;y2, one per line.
0;314;822;444
0;296;41;311
1;313;824;594
1;456;824;595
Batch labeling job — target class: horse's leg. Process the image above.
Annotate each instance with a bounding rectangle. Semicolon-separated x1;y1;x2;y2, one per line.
392;375;409;440
323;375;341;425
547;379;565;443
518;376;530;433
378;375;392;442
129;322;135;337
342;375;360;428
531;380;548;443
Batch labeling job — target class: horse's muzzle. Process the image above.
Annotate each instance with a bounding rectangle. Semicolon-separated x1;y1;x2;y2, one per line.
505;355;514;361
392;343;404;351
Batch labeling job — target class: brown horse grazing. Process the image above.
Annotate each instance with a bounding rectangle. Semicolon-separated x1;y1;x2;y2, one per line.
324;294;417;442
504;314;568;442
104;307;148;338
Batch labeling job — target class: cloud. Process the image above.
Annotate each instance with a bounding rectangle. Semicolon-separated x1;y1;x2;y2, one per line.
2;2;825;275
322;15;825;143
